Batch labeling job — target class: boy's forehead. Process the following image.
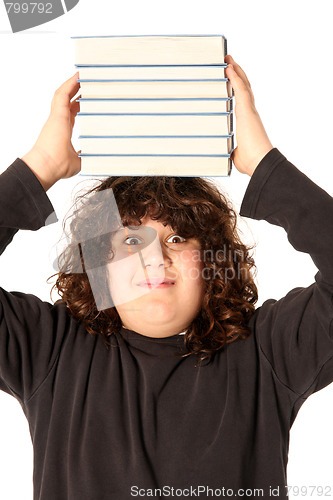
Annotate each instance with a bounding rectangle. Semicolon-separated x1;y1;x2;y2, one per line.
140;216;167;227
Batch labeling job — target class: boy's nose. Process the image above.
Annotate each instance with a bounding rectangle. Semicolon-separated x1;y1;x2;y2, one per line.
141;240;172;269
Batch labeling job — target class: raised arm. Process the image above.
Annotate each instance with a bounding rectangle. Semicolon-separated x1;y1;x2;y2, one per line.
226;54;333;408
0;74;81;403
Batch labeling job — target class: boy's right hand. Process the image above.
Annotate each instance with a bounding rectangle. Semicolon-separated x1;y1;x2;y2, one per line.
225;55;274;177
22;73;81;191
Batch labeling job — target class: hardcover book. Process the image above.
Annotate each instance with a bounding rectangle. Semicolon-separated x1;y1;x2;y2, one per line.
78;98;233;114
74;35;227;66
78;65;227;80
78;80;231;99
78;113;233;136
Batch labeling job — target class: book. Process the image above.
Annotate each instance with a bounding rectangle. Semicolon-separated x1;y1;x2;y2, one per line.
74;34;234;177
79;135;234;155
78;155;232;177
78;80;231;99
77;65;227;80
77;113;233;136
78;98;233;113
73;35;227;66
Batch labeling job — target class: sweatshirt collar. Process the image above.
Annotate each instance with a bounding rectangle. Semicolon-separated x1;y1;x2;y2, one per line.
120;326;187;344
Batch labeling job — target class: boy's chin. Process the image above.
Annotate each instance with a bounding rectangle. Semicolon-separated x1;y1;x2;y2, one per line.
109;283;172;309
116;297;186;332
114;288;202;336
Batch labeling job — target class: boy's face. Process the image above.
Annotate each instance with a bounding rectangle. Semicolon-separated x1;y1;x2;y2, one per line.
107;216;205;338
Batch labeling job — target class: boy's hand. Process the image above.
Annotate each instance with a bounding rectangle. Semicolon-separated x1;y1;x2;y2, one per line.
225;55;274;176
22;73;81;191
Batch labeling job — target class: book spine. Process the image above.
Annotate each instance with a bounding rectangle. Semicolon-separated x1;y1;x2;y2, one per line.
231;134;235;152
228;157;232;176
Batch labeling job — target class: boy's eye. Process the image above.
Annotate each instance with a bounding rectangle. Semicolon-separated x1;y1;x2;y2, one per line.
167;235;186;244
124;236;143;246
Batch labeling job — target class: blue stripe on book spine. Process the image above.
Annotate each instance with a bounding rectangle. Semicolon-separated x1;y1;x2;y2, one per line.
72;34;226;38
75;64;228;68
79;135;233;138
78;112;231;116
78;79;228;82
78;97;232;101
79;154;231;157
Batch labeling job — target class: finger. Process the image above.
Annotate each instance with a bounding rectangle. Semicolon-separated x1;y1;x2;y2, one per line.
70;145;82;156
74;150;82;174
224;54;233;65
225;64;249;96
53;72;80;104
69;101;80;129
225;55;252;89
230;145;239;166
71;93;81;103
67;148;81;177
70;99;80;116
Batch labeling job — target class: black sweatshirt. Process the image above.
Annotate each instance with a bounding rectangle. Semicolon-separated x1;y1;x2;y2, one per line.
0;149;332;500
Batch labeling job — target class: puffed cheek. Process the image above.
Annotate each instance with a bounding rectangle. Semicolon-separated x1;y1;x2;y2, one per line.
177;248;202;264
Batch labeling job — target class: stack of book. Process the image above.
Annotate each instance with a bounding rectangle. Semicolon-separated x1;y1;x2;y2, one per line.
74;35;234;176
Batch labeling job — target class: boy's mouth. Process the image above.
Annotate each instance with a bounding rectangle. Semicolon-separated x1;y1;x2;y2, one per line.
136;278;175;287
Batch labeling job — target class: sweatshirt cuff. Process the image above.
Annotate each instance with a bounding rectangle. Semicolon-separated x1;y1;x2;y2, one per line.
7;158;58;227
239;148;286;219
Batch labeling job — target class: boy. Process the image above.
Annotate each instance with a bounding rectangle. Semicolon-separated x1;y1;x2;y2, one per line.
0;56;332;499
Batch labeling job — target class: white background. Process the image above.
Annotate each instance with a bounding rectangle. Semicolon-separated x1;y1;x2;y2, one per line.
0;0;333;498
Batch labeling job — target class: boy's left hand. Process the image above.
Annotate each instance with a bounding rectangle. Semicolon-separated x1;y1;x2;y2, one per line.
225;55;274;176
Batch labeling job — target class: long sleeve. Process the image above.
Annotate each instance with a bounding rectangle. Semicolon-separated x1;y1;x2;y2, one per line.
0;159;68;405
0;158;57;254
239;148;333;417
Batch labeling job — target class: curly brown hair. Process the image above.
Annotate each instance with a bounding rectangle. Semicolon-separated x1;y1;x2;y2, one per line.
50;175;258;364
